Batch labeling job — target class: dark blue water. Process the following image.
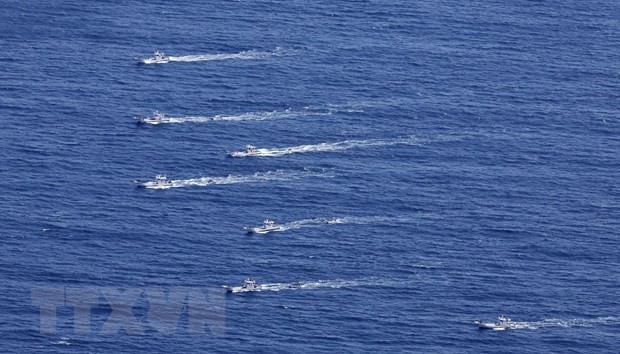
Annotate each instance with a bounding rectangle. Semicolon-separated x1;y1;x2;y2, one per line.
1;0;619;352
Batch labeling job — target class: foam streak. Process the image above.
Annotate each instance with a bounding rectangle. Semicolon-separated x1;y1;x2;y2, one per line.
144;169;329;190
140;104;361;125
252;278;391;293
508;316;620;330
231;136;417;157
168;48;284;63
278;215;413;232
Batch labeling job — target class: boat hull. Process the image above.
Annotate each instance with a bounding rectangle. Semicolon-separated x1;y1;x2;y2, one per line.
137;119;172;125
134;181;173;189
245;227;285;234
225;286;262;293
135;114;174;125
228;151;257;157
474;320;512;330
140;58;170;64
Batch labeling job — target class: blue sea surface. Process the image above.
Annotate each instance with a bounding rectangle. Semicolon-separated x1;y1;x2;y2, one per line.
1;0;619;352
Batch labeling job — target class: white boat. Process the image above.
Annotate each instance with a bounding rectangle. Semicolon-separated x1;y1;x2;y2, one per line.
244;219;286;234
139;51;170;64
228;145;259;157
224;278;261;293
136;111;173;125
134;175;173;189
474;316;516;330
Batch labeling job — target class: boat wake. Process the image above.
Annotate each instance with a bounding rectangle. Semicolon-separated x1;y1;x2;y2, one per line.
230;136;417;157
278;215;412;232
137;104;361;125
248;278;391;293
504;316;620;330
141;169;331;190
167;47;285;63
150;109;300;124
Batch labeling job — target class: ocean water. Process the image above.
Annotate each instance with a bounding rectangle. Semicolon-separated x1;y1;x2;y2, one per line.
1;0;619;352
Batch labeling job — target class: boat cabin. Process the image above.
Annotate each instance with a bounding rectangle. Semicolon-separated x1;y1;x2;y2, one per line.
243;278;258;289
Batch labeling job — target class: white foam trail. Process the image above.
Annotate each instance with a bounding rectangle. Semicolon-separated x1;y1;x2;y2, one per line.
168;47;284;63
507;316;620;330
144;169;329;190
142;104;361;125
256;278;391;292
50;337;71;346
279;215;412;231
152;109;301;124
304;103;365;114
231;136;417;157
